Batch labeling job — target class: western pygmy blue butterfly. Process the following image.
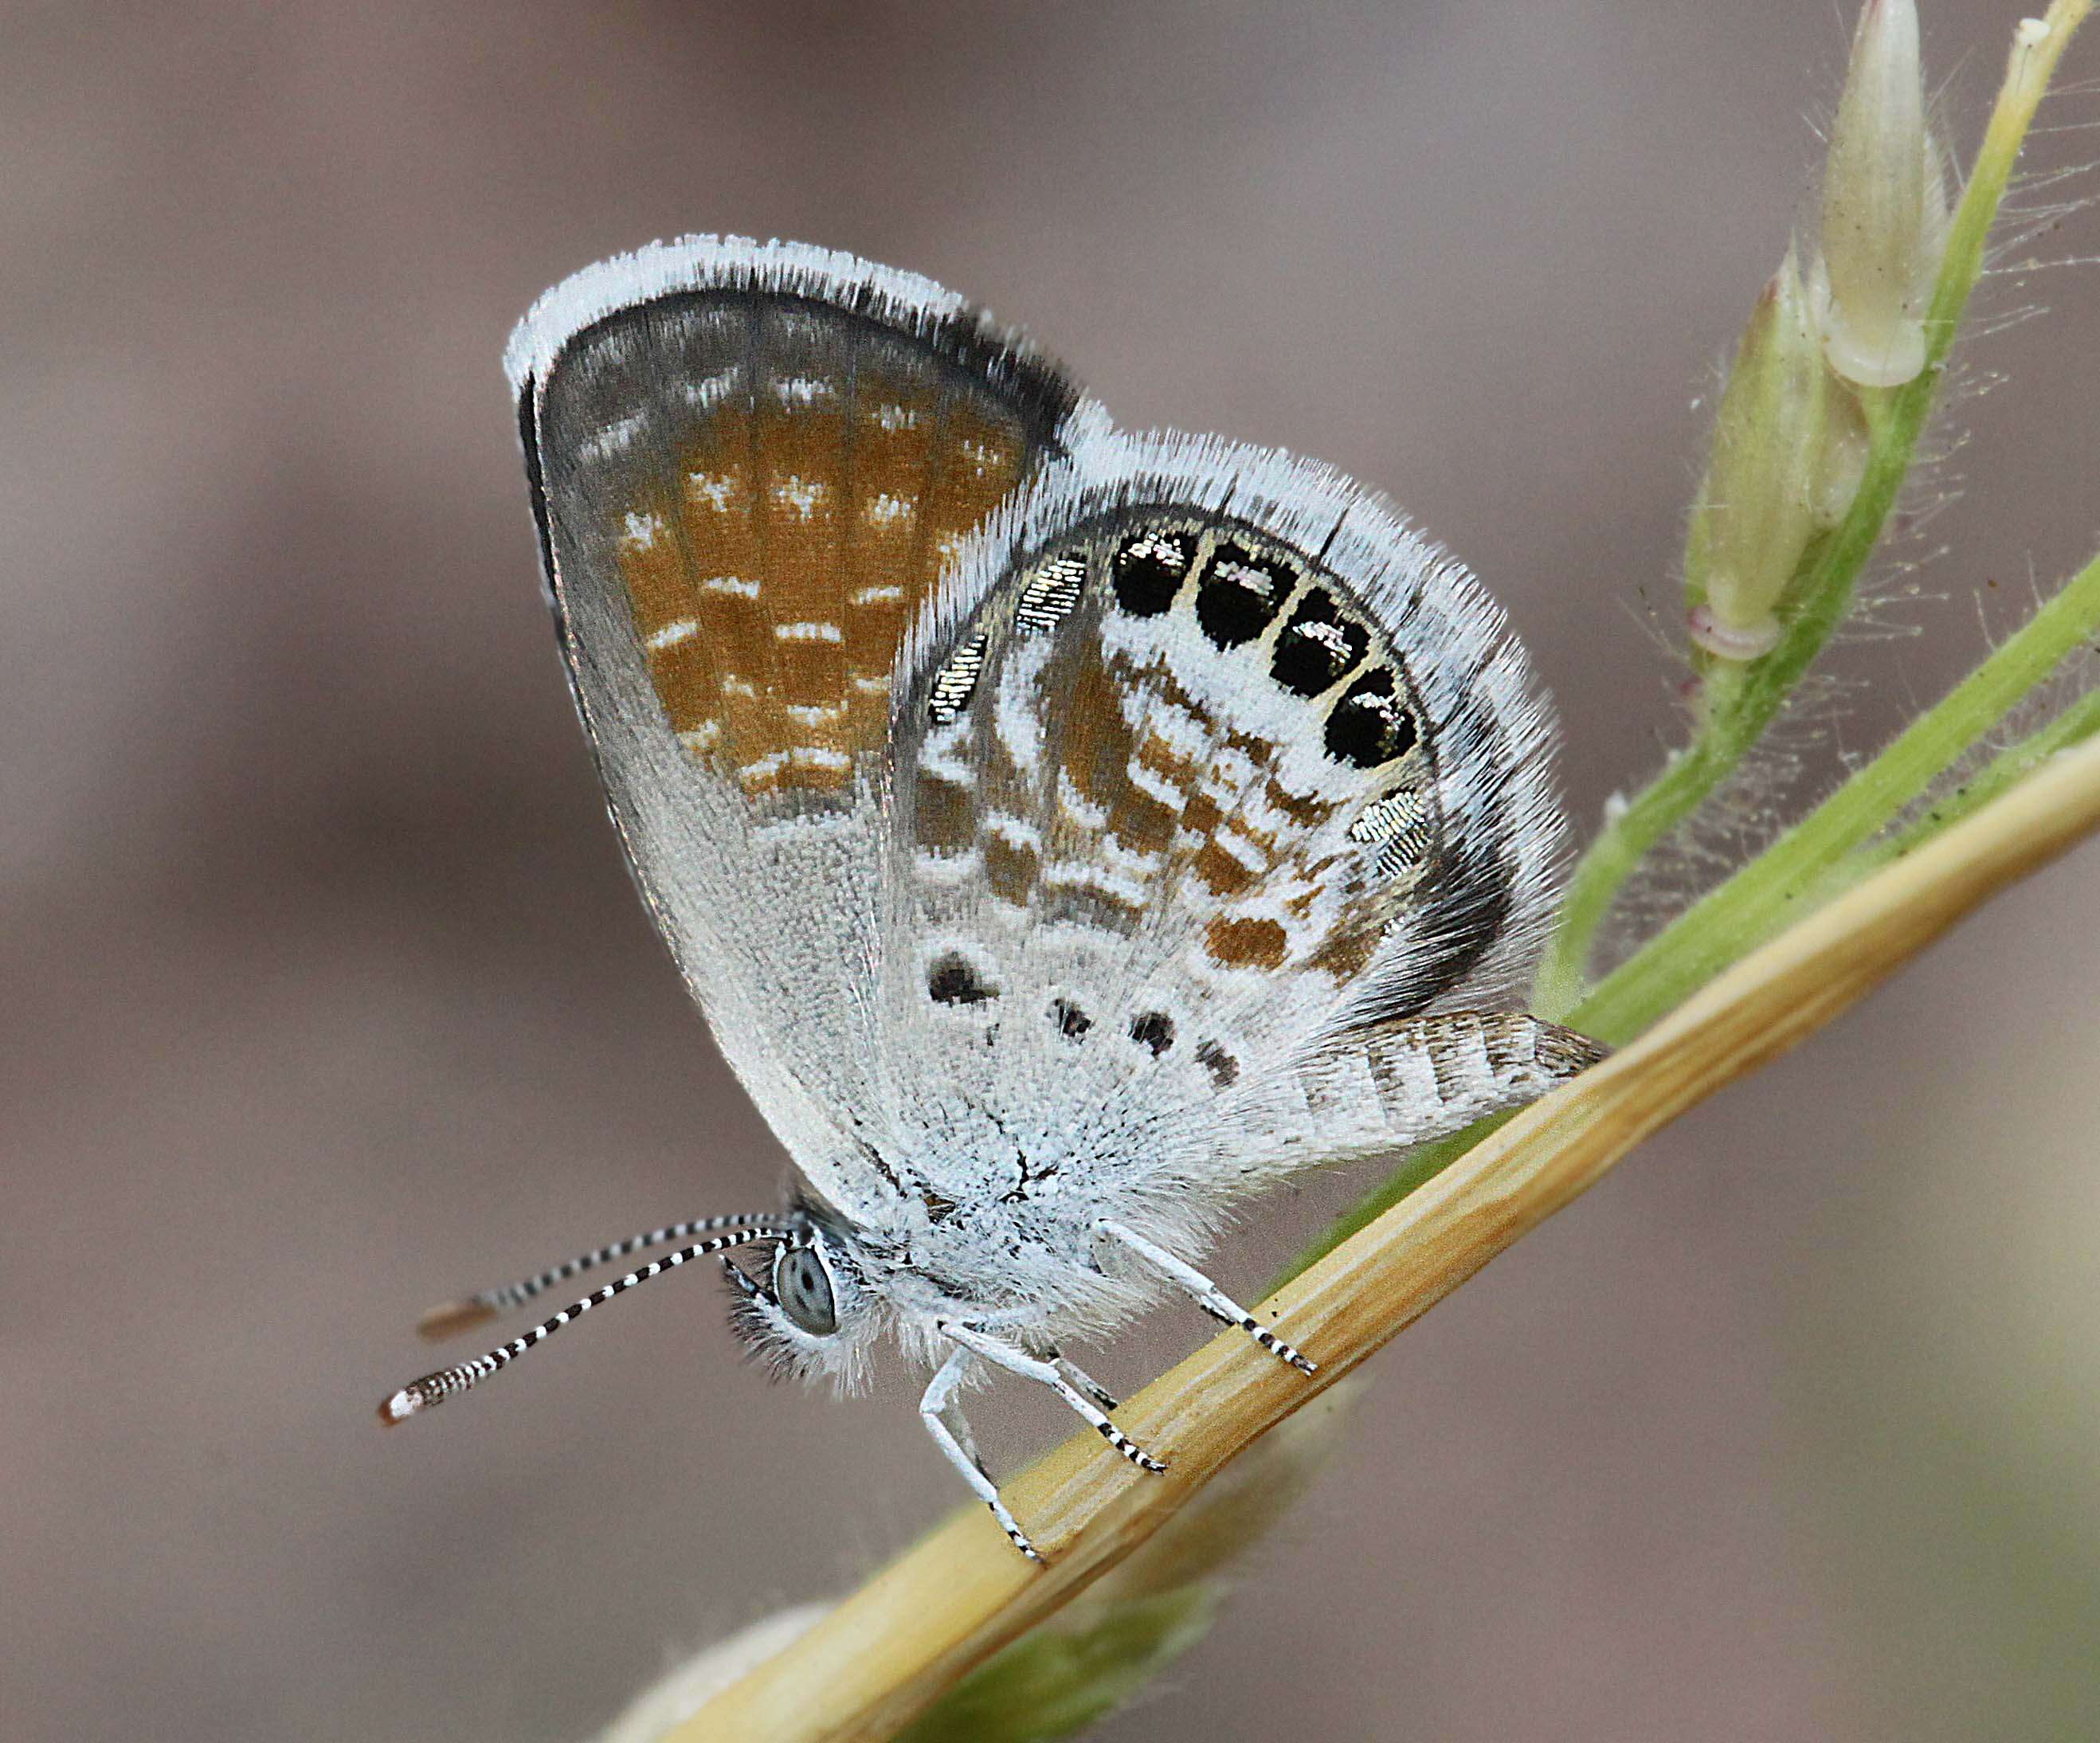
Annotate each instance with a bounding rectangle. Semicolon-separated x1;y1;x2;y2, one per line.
381;237;1604;1560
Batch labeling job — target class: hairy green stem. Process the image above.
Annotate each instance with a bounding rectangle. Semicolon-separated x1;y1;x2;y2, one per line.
1579;549;2100;1035
1867;687;2100;868
1301;548;2100;1279
1532;13;2070;1016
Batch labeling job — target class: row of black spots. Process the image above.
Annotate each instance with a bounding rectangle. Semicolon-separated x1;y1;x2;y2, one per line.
1015;552;1088;633
1044;994;1237;1087
1325;666;1420;769
1195;539;1296;649
1272;588;1369;698
1111;527;1193;617
927;634;986;724
928;951;997;1005
1045;997;1174;1056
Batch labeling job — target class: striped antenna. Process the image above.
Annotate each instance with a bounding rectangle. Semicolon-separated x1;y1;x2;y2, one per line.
379;1225;789;1427
413;1213;778;1339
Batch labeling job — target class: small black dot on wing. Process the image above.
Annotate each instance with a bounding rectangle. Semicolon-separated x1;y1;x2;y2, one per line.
1051;997;1092;1038
1195;1039;1239;1087
1129;1012;1175;1056
929;952;998;1005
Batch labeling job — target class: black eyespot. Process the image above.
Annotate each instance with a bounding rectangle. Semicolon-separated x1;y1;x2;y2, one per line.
1324;667;1419;768
928;952;997;1005
1111;529;1190;617
1195;541;1292;648
1196;1039;1240;1088
1271;588;1368;696
1129;1011;1175;1056
771;1244;837;1337
1052;997;1092;1038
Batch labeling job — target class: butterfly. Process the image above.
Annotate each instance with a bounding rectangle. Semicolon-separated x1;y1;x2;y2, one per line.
381;235;1604;1561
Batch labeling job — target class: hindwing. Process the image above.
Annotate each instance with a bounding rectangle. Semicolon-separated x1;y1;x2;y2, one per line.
875;437;1564;1204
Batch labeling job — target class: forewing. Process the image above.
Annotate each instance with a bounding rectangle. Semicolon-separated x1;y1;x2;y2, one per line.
876;433;1565;1204
511;237;1083;1181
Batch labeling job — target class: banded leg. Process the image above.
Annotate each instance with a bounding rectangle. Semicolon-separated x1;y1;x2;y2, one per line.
1050;1349;1119;1413
1095;1218;1318;1375
920;1347;1040;1562
941;1324;1166;1473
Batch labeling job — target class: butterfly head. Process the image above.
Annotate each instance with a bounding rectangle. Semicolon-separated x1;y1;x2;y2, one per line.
722;1208;883;1391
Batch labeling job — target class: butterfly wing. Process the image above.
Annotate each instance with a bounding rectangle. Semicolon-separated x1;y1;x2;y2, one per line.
510;237;1087;1195
876;432;1569;1219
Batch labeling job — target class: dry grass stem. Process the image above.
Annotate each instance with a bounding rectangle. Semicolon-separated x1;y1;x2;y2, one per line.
672;734;2100;1743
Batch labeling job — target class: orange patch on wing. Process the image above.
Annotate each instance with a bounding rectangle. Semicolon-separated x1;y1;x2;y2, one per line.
1058;652;1135;813
1205;915;1290;970
914;767;977;856
612;351;1035;800
1135;731;1198;794
1305;925;1380;983
983;830;1039;906
1193;840;1260;898
1264;778;1335;829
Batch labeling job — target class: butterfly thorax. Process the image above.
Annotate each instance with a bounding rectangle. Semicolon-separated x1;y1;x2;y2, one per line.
829;1118;1168;1338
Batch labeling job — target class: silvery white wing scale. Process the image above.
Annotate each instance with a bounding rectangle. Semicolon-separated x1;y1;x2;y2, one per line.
382;236;1604;1561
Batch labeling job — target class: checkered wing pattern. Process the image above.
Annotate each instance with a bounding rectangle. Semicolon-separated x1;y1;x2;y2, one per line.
511;239;1081;1184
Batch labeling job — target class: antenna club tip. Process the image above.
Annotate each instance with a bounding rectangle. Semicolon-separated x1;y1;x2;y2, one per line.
378;1386;426;1428
417;1297;500;1342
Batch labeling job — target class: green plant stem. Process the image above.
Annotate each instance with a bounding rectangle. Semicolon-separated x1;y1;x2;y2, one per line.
1580;549;2100;1036
1536;396;1916;1016
1533;15;2070;1018
1867;687;2100;868
1301;554;2100;1280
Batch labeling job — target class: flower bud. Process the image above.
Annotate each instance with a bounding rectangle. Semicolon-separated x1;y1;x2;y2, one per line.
1687;246;1827;662
1815;0;1949;387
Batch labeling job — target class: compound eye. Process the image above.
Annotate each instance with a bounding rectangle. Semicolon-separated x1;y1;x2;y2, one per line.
772;1244;838;1337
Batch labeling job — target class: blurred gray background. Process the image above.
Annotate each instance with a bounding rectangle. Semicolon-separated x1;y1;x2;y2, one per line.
6;2;2098;1739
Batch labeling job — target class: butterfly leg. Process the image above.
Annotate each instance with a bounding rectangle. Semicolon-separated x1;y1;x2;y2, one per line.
921;1346;1042;1563
941;1324;1167;1473
1049;1349;1119;1413
1095;1219;1318;1375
